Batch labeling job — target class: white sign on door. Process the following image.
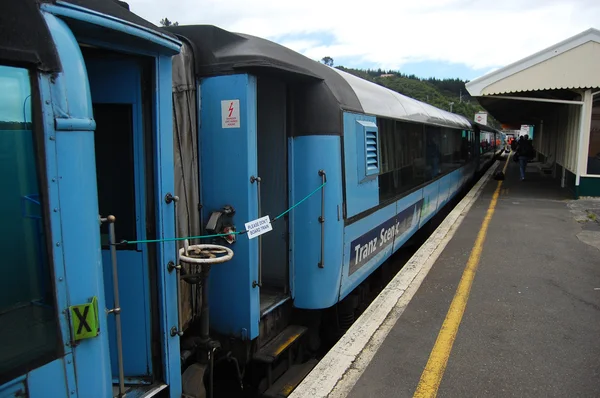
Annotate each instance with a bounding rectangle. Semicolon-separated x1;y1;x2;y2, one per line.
221;99;240;128
245;215;273;239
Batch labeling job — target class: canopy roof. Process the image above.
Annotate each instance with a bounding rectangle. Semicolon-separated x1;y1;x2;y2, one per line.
467;28;600;97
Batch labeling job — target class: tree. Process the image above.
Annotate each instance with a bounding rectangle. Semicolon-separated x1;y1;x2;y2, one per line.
160;18;179;27
321;56;334;67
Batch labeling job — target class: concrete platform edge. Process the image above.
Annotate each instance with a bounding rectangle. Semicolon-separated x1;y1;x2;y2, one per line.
290;161;502;398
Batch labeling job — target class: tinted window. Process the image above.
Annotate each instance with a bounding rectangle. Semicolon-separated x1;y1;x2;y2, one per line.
378;117;472;203
0;65;59;384
377;119;427;202
425;125;442;179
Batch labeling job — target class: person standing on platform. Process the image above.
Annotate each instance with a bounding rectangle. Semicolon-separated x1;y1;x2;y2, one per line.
511;137;518;152
516;135;533;181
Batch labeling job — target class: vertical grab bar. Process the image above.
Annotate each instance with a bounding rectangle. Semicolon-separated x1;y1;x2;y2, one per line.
165;193;183;336
318;170;326;268
173;200;183;335
251;176;262;288
104;215;126;398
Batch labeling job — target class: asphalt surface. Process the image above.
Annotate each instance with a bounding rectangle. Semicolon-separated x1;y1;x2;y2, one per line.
349;157;600;398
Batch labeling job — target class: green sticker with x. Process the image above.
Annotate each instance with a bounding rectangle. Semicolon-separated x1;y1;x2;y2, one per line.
70;296;99;341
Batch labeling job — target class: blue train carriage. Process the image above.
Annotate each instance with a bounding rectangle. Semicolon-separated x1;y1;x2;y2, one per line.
163;25;488;396
0;1;183;397
474;121;503;171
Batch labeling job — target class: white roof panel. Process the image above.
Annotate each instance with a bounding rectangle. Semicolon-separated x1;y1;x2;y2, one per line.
332;68;472;129
466;28;600;96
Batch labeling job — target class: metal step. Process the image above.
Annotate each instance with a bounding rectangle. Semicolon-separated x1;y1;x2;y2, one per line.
254;325;307;364
112;382;167;398
263;359;318;398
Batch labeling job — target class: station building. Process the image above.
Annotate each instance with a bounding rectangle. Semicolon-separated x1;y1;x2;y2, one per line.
466;28;600;197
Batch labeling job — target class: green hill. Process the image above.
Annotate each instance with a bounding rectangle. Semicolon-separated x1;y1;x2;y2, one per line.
335;66;500;129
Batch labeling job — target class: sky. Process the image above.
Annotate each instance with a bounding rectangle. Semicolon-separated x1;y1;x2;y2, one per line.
123;0;600;81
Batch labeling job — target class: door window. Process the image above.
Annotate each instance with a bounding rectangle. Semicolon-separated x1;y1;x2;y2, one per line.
0;65;59;384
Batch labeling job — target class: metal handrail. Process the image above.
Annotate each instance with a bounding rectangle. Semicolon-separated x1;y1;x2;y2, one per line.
318;170;326;268
250;175;262;288
101;215;126;398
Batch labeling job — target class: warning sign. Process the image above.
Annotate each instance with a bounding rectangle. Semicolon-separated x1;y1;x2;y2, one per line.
245;215;273;239
221;99;240;128
70;296;100;341
474;112;488;126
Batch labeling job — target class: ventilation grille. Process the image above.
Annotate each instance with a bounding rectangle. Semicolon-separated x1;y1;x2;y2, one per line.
366;130;378;173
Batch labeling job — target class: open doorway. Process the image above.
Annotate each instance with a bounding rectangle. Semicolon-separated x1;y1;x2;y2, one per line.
257;77;290;315
83;47;159;389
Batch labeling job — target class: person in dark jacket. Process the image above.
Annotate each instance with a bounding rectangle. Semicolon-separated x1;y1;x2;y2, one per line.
516;136;533;180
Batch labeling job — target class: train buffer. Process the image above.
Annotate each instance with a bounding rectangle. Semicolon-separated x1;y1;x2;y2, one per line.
292;157;600;398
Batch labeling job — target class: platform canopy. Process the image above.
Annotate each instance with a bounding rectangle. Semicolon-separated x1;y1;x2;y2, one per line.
467;28;600;124
466;28;600;197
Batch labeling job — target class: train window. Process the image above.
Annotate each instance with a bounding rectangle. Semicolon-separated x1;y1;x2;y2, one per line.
439;127;466;171
378;118;395;174
378;119;426;202
378;118;478;203
425;125;442;179
460;130;471;163
0;65;59;384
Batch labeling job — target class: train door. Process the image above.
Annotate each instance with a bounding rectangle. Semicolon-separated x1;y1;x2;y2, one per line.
84;50;157;385
256;77;290;314
198;73;292;341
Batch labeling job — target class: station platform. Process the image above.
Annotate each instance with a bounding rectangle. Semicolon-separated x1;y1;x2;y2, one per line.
291;155;600;398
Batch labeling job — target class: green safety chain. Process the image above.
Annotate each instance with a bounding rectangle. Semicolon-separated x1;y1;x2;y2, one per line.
116;181;327;245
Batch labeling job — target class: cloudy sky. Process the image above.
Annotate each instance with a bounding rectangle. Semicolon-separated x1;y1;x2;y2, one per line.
126;0;600;81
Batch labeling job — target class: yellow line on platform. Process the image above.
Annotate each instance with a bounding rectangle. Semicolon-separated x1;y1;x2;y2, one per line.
413;156;510;398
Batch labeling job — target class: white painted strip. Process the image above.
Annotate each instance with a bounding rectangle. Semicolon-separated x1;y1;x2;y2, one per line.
290;161;501;398
485;95;585;105
141;384;168;398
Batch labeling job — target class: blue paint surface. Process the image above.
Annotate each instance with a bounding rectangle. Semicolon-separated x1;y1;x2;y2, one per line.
392;190;425;253
39;76;80;398
54;117;95;131
27;358;69;397
41;3;181;54
287;138;296;298
290;136;344;309
42;13;112;396
420;180;440;227
339;164;475;300
343;113;379;218
86;56;152;377
199;74;260;339
0;376;26;398
436;173;451;209
340;191;423;299
153;55;181;398
341;202;396;297
32;10;181;398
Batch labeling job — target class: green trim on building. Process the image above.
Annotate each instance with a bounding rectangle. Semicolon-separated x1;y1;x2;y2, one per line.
577;176;600;197
565;168;577;198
